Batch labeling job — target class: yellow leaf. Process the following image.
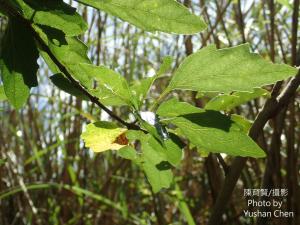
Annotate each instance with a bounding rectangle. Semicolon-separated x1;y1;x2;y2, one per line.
81;121;127;153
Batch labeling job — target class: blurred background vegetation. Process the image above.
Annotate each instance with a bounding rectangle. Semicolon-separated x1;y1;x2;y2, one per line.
0;0;299;224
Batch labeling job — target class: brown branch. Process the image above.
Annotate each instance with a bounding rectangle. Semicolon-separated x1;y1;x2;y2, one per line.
208;70;300;225
209;1;300;221
291;0;300;65
201;0;232;45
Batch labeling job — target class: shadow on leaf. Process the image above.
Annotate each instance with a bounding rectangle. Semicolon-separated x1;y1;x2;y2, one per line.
156;161;172;171
180;111;233;132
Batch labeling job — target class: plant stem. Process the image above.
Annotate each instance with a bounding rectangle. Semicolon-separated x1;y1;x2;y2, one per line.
174;182;196;225
149;88;171;112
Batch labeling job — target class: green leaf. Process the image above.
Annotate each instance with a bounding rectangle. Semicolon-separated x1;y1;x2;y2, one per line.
35;25;92;85
139;119;165;144
131;56;173;108
139;134;173;192
157;56;173;76
170;115;265;158
69;63;133;107
15;0;87;36
157;98;266;158
142;132;183;167
164;132;184;167
81;121;127;153
141;134;169;165
35;25;90;68
230;114;253;134
50;73;89;101
75;0;207;34
0;86;7;101
0;17;39;109
157;98;201;117
46;30;91;66
124;130;181;191
118;146;138;161
130;78;154;108
197;115;253;156
168;44;298;93
125;130;146;141
142;161;173;193
205;88;270;111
